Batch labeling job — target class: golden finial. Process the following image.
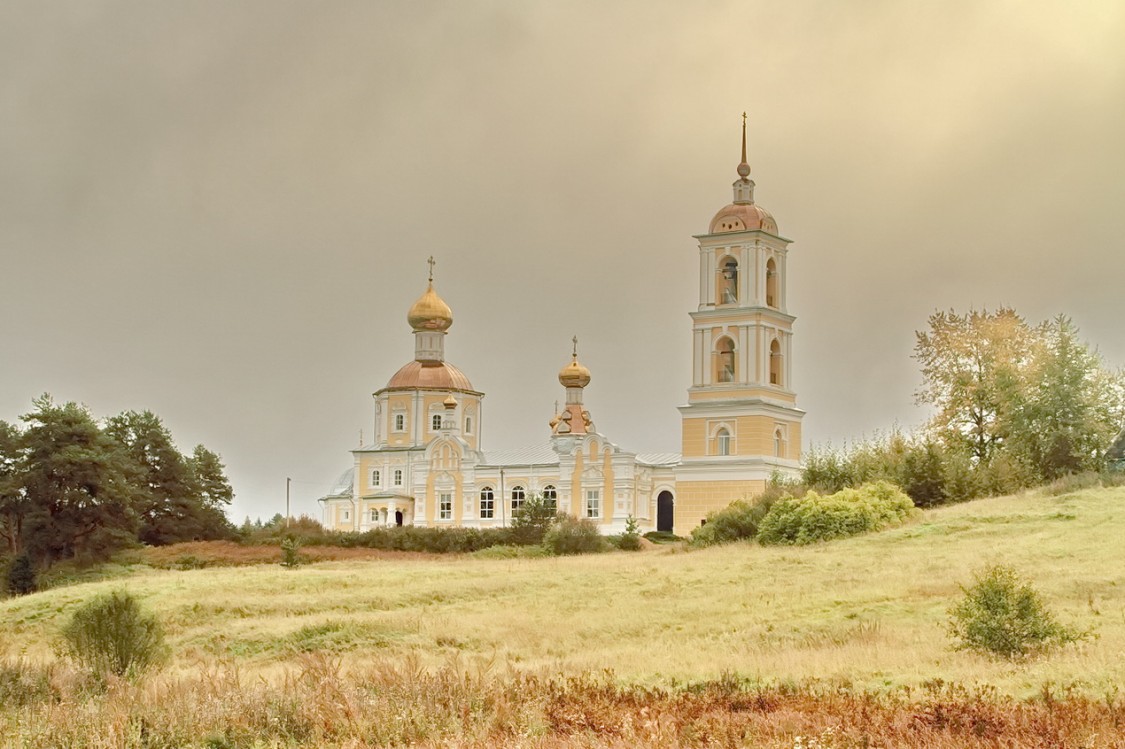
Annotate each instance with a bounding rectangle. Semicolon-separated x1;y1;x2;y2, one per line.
572;335;578;359
737;112;751;179
427;255;436;282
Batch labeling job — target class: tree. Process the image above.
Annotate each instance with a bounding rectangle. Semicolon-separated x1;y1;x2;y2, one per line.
509;494;559;546
16;396;139;565
104;412;235;544
0;420;26;556
1010;316;1125;480
913;308;1036;464
61;590;169;679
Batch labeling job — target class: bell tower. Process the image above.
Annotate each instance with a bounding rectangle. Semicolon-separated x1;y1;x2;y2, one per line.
673;115;804;534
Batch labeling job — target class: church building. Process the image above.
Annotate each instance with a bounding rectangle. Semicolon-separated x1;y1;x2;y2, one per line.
319;122;804;536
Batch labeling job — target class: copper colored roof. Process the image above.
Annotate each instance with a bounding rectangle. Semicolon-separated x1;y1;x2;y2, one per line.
709;202;778;235
383;360;476;392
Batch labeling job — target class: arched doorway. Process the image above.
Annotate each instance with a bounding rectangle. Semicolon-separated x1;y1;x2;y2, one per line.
395;510;404;527
656;491;674;533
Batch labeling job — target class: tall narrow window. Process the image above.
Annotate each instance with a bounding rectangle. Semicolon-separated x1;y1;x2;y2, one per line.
431;413;442;431
585;489;600;519
774;428;785;457
511;486;525;514
716;428;731;456
716;337;736;383
369;508;378;523
770;339;782;386
394;469;403;486
542;485;557;511
439;493;452;520
720;258;738;304
464;415;473;434
394;413;405;432
479;487;495;519
371;469;380;487
765;258;778;308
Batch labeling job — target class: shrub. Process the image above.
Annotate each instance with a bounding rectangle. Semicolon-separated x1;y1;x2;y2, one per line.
948;565;1081;659
6;555;37;596
757;481;915;545
543;516;606;555
617;516;642;551
509;495;560;546
60;590;169;679
280;537;302;568
691;497;776;547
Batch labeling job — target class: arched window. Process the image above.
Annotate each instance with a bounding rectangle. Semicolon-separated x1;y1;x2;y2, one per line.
371;469;380;487
479;487;495;519
511;486;525;513
770;339;782;386
720;257;738;304
464;415;473;434
431;413;443;431
716;428;731;456
394;413;405;432
393;469;403;486
716;337;736;383
774;428;785;457
542;485;557;511
765;258;778;308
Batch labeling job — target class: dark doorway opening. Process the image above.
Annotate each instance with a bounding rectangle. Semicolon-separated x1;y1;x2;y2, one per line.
395;510;404;527
656;491;674;533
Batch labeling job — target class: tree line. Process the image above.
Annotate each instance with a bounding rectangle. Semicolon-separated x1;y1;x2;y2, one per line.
805;309;1125;502
0;395;235;569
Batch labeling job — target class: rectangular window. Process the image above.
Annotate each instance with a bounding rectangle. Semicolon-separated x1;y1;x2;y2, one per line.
371;469;380;487
369;508;377;522
394;413;405;432
432;414;443;431
585;489;600;519
439;493;452;520
394;469;403;486
342;509;350;521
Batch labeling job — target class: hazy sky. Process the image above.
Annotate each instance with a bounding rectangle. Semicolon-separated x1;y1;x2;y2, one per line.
2;1;1123;522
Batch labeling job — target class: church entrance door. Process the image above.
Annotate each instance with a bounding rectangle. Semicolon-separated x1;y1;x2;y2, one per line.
656;491;674;533
395;510;404;526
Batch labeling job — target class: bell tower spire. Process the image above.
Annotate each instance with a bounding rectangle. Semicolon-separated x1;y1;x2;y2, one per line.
734;112;755;204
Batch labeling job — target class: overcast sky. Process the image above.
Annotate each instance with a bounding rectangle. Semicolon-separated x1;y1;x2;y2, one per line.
2;1;1123;522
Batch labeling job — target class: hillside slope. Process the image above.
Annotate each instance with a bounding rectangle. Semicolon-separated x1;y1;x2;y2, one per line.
2;486;1123;695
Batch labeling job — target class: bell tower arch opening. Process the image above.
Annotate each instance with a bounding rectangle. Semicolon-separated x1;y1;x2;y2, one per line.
715;336;736;383
765;257;778;308
718;256;739;304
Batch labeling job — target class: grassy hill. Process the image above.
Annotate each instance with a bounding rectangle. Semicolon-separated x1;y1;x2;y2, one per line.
3;485;1124;696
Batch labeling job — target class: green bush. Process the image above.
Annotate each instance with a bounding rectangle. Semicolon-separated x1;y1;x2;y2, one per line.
509;495;560;546
948;565;1081;659
616;516;642;551
336;525;513;553
279;537;302;568
691;497;776;547
60;590;169;679
6;555;37;596
757;481;915;545
543;516;606;555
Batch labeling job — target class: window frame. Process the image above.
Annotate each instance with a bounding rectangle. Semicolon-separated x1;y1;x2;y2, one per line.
585;489;600;519
439;493;453;521
393;469;403;486
479;487;495;519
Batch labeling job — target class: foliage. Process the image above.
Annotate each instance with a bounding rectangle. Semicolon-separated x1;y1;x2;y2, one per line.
104;411;235;545
0;396;236;571
948;565;1081;659
60;590;169;679
338;525;513;554
508;494;560;546
912;309;1125;490
6;553;37;595
617;515;642;551
280;537;302;568
691;494;785;547
542;515;607;555
13;396;141;566
757;481;915;545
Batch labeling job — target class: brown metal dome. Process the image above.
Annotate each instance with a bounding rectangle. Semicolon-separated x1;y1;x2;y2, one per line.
384;360;475;391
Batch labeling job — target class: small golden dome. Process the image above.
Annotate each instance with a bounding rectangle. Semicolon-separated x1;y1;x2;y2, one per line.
407;282;453;332
559;355;591;388
443;394;458;409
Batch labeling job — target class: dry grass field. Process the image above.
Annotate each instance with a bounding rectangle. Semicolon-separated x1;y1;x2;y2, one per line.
2;484;1125;746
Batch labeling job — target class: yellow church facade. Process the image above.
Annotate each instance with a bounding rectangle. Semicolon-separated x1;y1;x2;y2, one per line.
320;124;804;537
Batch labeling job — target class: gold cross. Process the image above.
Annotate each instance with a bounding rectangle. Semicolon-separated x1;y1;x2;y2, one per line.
742;111;747;125
427;255;435;282
572;335;578;357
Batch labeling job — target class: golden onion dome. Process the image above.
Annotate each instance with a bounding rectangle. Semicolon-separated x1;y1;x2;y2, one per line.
558;355;591;388
407;282;453;332
443;394;458;409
